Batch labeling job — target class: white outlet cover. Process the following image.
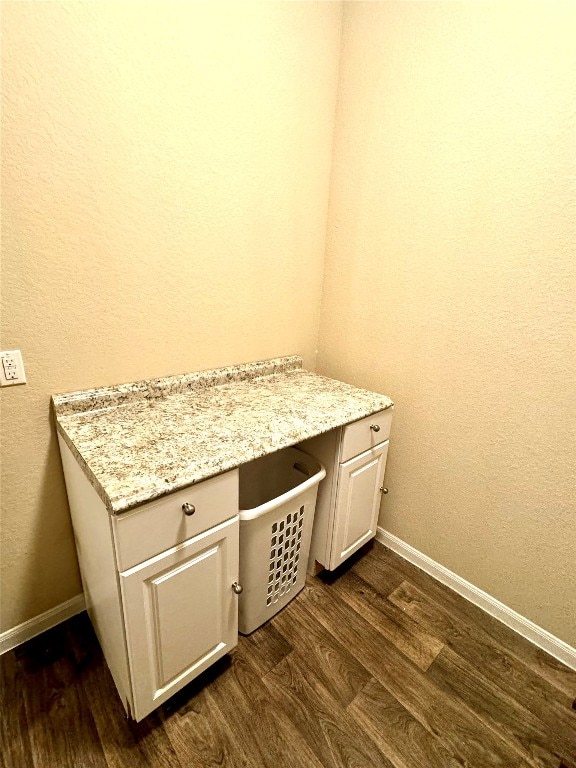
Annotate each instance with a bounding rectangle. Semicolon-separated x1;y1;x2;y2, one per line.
0;349;27;386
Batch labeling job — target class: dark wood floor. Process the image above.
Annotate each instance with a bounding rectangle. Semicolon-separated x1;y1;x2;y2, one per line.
2;542;575;768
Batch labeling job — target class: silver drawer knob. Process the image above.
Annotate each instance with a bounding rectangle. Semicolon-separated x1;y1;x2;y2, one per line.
232;582;243;595
380;487;388;494
182;503;196;516
370;424;381;432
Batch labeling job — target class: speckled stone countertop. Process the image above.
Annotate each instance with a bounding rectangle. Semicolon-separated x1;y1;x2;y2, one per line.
53;356;393;514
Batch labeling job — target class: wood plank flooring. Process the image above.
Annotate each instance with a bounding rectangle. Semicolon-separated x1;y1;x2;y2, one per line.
2;542;575;768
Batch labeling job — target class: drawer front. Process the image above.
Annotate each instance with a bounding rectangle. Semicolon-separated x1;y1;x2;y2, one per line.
113;469;239;571
339;408;393;463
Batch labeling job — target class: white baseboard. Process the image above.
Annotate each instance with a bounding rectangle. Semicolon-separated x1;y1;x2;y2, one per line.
0;594;86;656
3;534;576;673
375;527;576;672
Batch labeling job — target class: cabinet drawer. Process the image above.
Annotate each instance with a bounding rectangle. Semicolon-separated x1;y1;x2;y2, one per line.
113;469;239;571
339;408;393;463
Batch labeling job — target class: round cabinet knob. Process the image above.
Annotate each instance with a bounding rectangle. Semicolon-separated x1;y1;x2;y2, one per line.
232;582;243;595
182;503;196;516
380;487;389;494
370;424;381;432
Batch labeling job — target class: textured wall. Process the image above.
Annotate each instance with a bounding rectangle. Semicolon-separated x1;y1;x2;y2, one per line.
0;1;342;632
3;0;575;649
318;2;576;645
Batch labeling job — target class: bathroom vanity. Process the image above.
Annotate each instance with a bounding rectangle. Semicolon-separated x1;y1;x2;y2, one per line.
53;356;393;721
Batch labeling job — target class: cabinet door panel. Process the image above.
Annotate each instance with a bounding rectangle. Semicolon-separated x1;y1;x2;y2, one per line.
151;545;223;684
120;516;239;721
329;442;388;570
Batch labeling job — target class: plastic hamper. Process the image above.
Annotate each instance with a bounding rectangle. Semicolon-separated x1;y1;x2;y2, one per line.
238;447;326;634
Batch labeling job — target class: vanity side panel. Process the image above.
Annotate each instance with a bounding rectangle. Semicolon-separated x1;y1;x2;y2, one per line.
298;428;342;571
58;437;132;713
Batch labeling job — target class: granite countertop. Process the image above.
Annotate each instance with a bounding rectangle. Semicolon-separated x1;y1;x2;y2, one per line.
53;356;393;514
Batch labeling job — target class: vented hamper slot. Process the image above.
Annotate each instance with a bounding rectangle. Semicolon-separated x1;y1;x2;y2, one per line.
238;447;325;634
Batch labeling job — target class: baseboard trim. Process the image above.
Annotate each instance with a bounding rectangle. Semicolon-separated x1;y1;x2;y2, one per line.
0;594;86;656
375;527;576;671
3;535;575;670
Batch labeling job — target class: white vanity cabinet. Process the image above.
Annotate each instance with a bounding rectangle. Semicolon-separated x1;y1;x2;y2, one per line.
120;516;238;720
300;408;392;571
58;437;240;722
53;356;394;722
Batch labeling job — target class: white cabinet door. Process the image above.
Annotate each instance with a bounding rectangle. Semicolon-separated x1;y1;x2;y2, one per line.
329;441;389;570
120;516;239;721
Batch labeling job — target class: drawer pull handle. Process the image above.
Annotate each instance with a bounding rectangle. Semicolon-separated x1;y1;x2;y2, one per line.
232;582;243;595
182;503;196;516
380;487;388;494
370;424;381;432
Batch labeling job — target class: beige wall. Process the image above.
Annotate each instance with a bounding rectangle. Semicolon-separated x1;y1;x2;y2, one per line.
0;1;342;632
2;0;575;650
318;2;576;645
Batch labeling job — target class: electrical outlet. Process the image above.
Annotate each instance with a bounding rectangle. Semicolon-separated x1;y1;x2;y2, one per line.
0;350;27;387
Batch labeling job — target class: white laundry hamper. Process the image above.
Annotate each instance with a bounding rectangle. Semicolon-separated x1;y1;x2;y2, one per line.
238;447;326;634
